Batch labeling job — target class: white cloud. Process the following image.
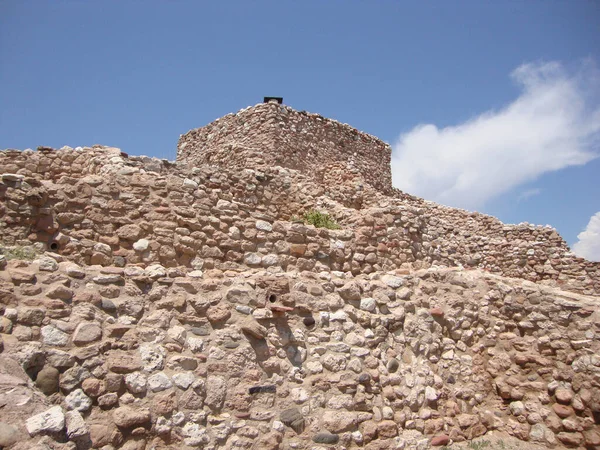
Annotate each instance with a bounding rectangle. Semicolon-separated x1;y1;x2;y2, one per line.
391;61;600;210
572;212;600;262
517;188;542;202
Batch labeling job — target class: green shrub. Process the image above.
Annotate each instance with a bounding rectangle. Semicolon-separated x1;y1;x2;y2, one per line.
0;245;38;261
301;210;341;230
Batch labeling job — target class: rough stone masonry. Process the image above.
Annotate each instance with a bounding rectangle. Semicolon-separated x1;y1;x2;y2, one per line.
0;102;598;449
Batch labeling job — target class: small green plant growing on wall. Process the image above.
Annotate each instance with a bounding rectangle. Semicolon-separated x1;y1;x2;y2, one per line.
301;210;341;230
0;244;38;261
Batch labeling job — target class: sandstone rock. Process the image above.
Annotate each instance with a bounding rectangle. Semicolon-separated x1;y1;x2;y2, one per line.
133;239;150;252
72;322;102;345
41;325;69;346
65;410;88;438
35;366;60;395
206;302;231;323
338;282;361;301
98;392;119;408
0;422;19;447
47;285;74;300
18;307;45;326
152;390;177;416
107;351;142;373
113;406;151;428
82;378;106;397
117;224;142;240
240;318;267;339
321;410;356;433
378;420;398;438
26;405;65;436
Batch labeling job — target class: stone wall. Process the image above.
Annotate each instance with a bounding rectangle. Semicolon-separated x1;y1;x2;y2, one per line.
0;258;598;449
1;146;598;296
177;102;393;193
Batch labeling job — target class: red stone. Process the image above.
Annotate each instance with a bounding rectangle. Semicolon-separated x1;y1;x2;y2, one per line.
269;305;294;313
431;434;450;446
430;307;444;317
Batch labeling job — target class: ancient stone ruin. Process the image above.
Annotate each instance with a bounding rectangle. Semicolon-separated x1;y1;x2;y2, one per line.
0;101;598;449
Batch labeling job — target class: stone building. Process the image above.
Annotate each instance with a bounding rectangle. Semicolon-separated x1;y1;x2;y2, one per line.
177;100;393;193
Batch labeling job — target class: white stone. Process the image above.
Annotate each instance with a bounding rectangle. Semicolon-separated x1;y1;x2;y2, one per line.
290;388;309;404
41;325;69;346
93;242;112;255
65;410;88;438
188;270;203;278
38;257;58;272
187;337;204;352
425;386;439;402
124;266;145;277
235;305;253;315
26;406;65;436
4;308;17;320
172;411;186;426
359;297;377;312
191;257;204;270
148;372;172;392
183;422;210;446
272;420;285;433
145;264;167;279
173;372;195;390
156;416;172;434
64;388;92;412
382;275;404;288
183;178;199;189
139;343;166;372
125;372;147;394
261;254;279;266
244;253;262;265
167;326;187;345
252;308;273;319
306;360;324;374
330;310;348;322
133;239;150;252
255;220;273;232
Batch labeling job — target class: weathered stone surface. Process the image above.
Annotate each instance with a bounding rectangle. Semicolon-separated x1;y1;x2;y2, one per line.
41;325;69;346
280;408;305;433
65;388;92;412
205;375;226;410
72;322;102;345
35;366;60;395
313;431;339;444
2;127;600;450
0;422;19;447
26;406;65;435
321;410;356;433
113;406;151;428
65;410;89;438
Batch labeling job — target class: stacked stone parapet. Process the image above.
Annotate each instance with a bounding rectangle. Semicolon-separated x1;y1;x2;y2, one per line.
177;102;393;193
1;146;598;296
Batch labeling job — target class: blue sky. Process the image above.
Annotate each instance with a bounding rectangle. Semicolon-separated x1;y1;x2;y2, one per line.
1;1;599;259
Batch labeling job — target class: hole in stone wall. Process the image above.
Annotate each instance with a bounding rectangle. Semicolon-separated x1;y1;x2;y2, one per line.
268;294;277;303
49;242;59;252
